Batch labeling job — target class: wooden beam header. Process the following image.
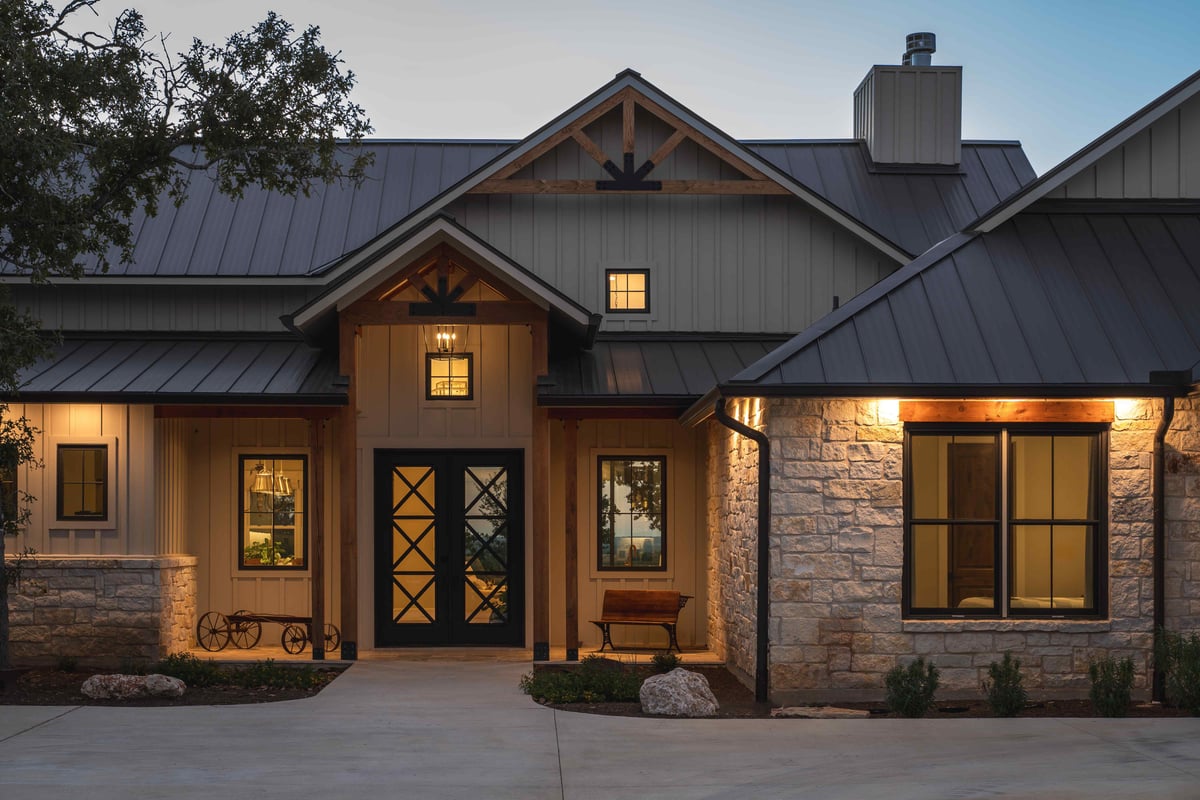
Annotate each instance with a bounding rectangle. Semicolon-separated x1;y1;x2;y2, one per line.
899;400;1115;424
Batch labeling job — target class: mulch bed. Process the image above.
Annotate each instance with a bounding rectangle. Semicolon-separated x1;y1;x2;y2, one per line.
537;665;1194;719
0;666;345;706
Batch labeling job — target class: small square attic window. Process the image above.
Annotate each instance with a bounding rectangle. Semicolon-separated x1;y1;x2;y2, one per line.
606;270;650;313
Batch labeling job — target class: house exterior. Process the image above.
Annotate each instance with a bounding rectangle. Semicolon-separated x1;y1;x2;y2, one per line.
5;35;1199;704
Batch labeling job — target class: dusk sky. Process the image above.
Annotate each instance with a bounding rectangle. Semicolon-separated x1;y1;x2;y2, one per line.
126;0;1200;175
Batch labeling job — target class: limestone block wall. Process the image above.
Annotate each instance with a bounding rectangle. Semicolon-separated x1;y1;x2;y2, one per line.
705;399;766;685
1166;396;1200;632
766;397;1162;704
6;556;198;666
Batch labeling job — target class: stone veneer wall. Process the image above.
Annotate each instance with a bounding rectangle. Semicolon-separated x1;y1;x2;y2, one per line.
765;397;1162;704
1166;396;1200;632
705;398;766;685
7;556;197;666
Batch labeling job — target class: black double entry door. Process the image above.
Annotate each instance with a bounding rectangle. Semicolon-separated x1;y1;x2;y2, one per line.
374;450;524;647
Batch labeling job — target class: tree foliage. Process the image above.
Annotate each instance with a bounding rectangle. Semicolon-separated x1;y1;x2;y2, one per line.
0;0;372;669
1;0;372;280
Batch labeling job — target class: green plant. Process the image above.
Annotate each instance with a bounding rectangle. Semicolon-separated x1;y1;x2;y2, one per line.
651;651;681;674
118;655;150;675
981;651;1027;717
233;659;326;690
1155;629;1200;715
519;656;644;704
885;657;939;718
56;655;78;673
155;652;223;688
1089;655;1135;717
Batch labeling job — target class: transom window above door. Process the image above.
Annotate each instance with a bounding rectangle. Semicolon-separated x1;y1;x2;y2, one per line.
905;427;1105;618
605;269;650;313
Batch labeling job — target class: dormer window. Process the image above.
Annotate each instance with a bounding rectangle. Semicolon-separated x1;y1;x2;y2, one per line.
606;269;650;313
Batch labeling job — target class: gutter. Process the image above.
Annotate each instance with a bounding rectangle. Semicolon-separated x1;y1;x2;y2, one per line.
1152;395;1177;702
712;395;770;704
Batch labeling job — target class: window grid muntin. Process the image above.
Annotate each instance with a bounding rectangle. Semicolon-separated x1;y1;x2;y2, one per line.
597;455;667;571
426;353;474;400
238;454;308;571
903;424;1107;619
56;444;108;521
605;269;650;313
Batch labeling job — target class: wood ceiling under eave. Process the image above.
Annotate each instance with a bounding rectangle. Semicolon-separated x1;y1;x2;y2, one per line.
467;88;790;196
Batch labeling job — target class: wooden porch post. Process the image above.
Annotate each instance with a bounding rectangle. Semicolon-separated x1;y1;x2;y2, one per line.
563;417;579;661
338;321;359;659
531;316;550;661
309;415;326;660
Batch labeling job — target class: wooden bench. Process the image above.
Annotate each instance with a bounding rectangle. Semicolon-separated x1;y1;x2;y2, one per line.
590;589;691;653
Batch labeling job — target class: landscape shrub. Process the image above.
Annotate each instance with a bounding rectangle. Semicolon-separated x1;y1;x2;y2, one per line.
883;657;936;719
56;656;78;673
981;651;1027;717
520;655;643;703
233;659;326;690
884;657;939;718
1089;655;1135;717
1155;629;1200;715
651;651;681;674
155;652;224;688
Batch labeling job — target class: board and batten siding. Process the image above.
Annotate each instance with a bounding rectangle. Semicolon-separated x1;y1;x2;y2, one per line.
548;419;708;649
174;417;341;625
353;322;536;647
8;403;155;556
447;108;899;334
1050;94;1200;199
8;284;320;333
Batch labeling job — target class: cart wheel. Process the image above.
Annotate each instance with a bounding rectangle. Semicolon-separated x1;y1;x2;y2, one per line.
281;623;308;654
196;612;231;652
323;623;341;653
229;610;262;650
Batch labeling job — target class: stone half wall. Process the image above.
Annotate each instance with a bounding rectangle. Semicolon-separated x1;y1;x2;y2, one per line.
1166;395;1200;631
765;397;1165;704
705;398;766;686
7;556;197;667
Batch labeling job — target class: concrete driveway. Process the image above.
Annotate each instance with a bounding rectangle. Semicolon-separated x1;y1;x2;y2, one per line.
3;660;1200;799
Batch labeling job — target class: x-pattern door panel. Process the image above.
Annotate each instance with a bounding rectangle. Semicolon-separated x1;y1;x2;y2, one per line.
375;450;523;646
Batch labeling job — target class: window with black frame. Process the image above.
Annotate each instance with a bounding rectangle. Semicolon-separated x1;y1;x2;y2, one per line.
598;456;666;570
239;455;307;570
57;444;107;521
905;427;1104;617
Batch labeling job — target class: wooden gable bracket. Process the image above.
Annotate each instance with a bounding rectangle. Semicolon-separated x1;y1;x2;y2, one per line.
406;246;477;316
470;88;789;195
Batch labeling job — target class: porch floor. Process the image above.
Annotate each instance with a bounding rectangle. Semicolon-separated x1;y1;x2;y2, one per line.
184;644;723;666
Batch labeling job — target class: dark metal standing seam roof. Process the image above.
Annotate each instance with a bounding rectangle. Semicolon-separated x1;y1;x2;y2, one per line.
76;141;515;278
729;208;1200;395
745;142;1037;257
17;337;343;403
543;337;788;405
50;138;1035;281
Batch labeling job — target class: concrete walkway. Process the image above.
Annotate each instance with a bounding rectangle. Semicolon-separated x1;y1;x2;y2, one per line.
3;661;1200;798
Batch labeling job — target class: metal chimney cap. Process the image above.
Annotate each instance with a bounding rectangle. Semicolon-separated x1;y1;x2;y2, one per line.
903;32;936;66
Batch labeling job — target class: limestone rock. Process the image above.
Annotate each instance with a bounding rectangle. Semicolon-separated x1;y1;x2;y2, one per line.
639;668;719;717
81;673;186;700
771;706;870;719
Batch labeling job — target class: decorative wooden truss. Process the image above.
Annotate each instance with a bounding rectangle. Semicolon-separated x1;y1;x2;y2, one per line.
469;88;789;196
341;244;543;327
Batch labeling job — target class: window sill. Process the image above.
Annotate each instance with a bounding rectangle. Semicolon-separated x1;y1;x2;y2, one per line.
903;618;1112;633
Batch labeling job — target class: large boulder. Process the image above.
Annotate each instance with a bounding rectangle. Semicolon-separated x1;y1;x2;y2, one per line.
639;668;719;717
81;673;186;700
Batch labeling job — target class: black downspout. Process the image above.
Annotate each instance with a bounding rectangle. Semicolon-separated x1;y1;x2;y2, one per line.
713;395;770;704
1153;396;1175;702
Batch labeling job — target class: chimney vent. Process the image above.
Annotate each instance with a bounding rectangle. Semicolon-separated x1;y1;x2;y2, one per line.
902;32;936;66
